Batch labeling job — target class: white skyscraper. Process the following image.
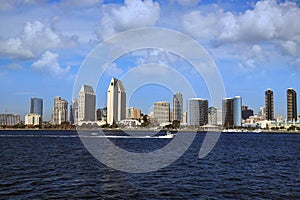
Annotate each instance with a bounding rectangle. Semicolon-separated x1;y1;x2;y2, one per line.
107;78;126;125
78;84;96;122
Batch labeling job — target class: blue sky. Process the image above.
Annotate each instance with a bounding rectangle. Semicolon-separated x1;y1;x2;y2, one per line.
0;0;300;121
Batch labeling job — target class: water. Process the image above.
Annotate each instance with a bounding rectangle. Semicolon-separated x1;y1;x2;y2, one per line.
0;130;299;199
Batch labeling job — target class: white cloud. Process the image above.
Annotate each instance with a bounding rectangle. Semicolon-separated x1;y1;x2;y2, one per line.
31;51;71;77
238;59;256;71
98;0;160;39
279;40;298;57
0;21;78;60
105;63;124;77
0;0;44;11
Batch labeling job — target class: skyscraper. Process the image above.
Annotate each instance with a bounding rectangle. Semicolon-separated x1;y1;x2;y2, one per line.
30;97;43;119
52;96;68;125
287;88;297;122
187;98;208;126
222;98;234;127
233;96;242;127
265;89;274;121
222;96;242;127
70;99;78;125
107;78;126;125
154;101;170;124
172;92;183;122
78;84;96;121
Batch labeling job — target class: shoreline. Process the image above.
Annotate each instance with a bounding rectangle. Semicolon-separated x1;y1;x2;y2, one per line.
0;128;300;134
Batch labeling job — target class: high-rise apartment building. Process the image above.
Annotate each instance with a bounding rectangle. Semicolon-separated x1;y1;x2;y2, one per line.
154;101;170;124
265;89;274;121
187;98;208;126
127;107;141;120
52;96;68;125
78;84;96;122
30;97;43;119
70;99;78;125
222;96;242;127
242;105;254;120
287;88;297;122
107;78;126;125
172;92;183;122
208;107;222;126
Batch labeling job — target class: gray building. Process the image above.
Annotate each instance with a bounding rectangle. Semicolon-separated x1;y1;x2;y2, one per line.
30;97;43;119
78;84;96;121
187;98;208;126
172;92;183;122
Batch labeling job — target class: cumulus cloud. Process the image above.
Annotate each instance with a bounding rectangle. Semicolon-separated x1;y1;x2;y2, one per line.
182;0;300;45
0;21;78;60
99;0;160;39
31;51;71;77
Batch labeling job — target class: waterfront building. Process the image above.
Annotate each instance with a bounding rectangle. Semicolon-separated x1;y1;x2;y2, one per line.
222;98;234;127
265;89;274;121
78;84;96;122
187;98;208;126
70;99;78;125
30;97;43;120
208;107;222;126
222;96;242;127
182;112;187;124
127;107;141;120
52;96;68;125
242;105;254;120
97;107;107;122
258;107;266;119
154;101;170;125
172;92;183;122
0;114;21;126
287;88;297;122
25;113;41;126
107;78;126;125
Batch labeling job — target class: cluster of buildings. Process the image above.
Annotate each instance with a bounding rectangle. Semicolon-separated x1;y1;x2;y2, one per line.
0;77;299;130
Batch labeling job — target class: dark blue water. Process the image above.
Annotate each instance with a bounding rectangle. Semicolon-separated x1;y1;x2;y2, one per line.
0;130;299;199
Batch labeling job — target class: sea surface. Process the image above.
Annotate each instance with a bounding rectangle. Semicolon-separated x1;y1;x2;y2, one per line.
0;130;299;199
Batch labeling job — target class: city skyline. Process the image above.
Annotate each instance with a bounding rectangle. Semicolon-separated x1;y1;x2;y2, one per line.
0;0;300;120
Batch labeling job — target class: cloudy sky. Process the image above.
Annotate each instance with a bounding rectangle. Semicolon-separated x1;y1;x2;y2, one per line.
0;0;300;121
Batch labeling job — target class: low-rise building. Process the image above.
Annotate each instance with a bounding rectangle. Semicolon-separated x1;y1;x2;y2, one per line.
25;113;41;127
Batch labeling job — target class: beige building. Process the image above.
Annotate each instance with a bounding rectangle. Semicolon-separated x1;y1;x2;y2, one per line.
154;101;170;125
52;96;68;125
25;113;41;126
127;107;141;120
107;78;126;125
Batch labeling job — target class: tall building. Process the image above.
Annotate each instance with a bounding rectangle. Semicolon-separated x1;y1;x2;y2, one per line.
127;107;141;120
242;105;254;120
52;96;68;125
187;98;208;126
208;107;222;126
154;101;170;124
78;84;96;122
30;97;43;119
172;92;183;122
222;98;234;127
70;99;78;125
258;107;266;119
222;96;242;127
107;78;126;125
287;88;297;122
265;89;274;121
233;96;242;127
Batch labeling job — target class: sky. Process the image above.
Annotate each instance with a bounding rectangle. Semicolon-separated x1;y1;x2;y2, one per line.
0;0;300;121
